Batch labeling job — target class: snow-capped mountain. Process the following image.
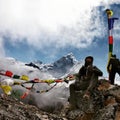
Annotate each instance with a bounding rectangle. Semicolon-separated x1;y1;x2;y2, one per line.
25;53;83;78
0;53;82;80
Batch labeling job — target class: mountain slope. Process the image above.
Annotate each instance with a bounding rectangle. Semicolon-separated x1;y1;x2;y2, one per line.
0;96;67;120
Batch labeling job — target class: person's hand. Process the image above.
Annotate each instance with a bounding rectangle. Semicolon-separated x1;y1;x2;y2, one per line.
87;65;93;72
83;91;90;100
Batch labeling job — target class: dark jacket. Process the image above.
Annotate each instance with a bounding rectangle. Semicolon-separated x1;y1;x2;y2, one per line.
107;57;120;72
77;65;103;80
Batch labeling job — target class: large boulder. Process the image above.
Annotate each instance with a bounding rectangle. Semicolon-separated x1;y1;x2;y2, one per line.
66;79;120;120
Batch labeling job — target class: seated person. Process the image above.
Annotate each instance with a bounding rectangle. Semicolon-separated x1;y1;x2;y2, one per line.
69;56;103;108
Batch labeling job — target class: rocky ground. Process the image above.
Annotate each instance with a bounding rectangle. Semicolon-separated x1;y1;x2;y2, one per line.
0;95;68;120
66;79;120;120
0;79;120;120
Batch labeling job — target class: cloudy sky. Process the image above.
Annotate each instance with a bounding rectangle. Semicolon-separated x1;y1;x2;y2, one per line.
0;0;120;77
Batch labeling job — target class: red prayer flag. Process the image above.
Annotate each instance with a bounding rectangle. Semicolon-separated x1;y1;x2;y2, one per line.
5;70;13;77
108;36;113;44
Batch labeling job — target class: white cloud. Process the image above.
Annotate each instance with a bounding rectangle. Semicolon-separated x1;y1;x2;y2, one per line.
0;38;5;57
0;0;120;50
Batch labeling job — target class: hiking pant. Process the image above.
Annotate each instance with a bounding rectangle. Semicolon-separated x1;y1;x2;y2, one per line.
109;71;116;85
69;73;98;106
69;81;90;107
109;69;120;85
74;73;98;92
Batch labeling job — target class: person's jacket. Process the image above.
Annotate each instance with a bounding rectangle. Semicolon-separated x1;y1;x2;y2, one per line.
77;65;103;80
107;57;120;72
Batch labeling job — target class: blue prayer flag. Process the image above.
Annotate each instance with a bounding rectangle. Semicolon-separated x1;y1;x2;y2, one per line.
108;18;119;30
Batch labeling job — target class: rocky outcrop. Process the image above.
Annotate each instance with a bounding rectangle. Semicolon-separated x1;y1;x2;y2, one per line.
66;79;120;120
25;62;40;70
0;79;120;120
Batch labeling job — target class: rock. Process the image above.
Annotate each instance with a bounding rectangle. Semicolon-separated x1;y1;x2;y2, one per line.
66;79;120;120
115;106;120;120
93;105;116;120
0;96;68;120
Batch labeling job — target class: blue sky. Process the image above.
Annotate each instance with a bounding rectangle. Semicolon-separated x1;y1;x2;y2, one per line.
0;0;120;77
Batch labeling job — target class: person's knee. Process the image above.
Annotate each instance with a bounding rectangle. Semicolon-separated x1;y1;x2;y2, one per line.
70;83;75;90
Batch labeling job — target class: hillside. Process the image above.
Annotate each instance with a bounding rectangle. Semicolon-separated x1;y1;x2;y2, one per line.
0;80;120;120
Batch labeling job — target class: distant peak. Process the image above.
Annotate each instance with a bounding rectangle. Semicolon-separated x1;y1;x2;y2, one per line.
65;52;74;56
64;52;75;59
54;53;78;66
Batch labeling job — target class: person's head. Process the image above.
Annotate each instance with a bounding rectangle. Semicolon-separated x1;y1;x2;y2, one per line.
112;54;116;58
84;56;93;67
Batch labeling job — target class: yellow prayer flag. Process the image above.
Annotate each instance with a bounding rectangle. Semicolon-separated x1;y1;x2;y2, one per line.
106;9;113;17
20;75;29;81
1;85;12;95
